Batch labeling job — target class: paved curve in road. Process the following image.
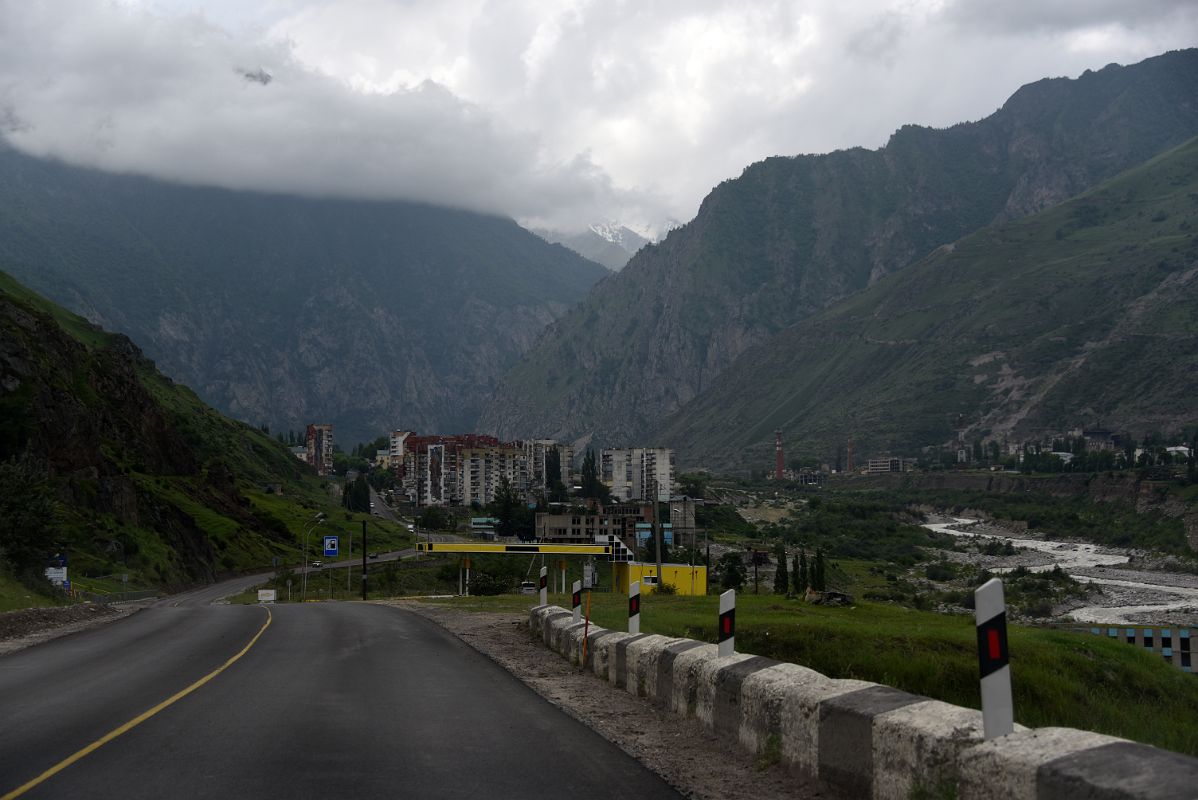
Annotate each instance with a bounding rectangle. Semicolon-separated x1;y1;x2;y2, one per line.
0;601;678;799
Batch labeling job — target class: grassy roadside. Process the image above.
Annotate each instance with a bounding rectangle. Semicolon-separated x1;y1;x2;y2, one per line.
0;573;65;613
421;591;1198;757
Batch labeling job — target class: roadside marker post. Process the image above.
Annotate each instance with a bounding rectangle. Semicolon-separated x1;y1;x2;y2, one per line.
580;589;592;669
628;580;641;634
975;577;1014;740
718;589;735;657
539;566;548;606
464;557;471;597
572;580;582;623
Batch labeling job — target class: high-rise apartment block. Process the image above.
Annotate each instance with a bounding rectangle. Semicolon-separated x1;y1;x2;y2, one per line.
305;423;334;476
601;447;675;501
393;433;573;507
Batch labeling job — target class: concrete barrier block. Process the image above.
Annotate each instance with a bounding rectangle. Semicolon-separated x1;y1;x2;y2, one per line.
592;631;635;683
542;610;572;648
620;634;675;697
872;699;990;800
1036;740;1198;799
776;676;875;775
654;640;708;708
579;627;616;674
667;642;720;717
693;652;761;729
709;655;777;739
737;662;831;762
527;605;553;638
957;727;1124;800
559;620;589;662
628;635;687;700
818;685;927;798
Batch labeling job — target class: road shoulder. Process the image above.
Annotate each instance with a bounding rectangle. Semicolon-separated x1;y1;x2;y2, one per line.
389;600;835;800
0;604;142;657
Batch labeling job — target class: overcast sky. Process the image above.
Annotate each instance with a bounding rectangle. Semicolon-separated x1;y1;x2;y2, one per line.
1;1;1195;235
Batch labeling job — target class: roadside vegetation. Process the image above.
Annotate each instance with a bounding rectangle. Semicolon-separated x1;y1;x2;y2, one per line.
425;591;1198;757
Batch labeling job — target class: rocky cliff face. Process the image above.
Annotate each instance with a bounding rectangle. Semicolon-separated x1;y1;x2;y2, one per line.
656;135;1198;470
481;49;1198;453
0;149;608;444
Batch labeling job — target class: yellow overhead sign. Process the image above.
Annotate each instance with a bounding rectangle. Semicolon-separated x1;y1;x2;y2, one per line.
416;542;613;556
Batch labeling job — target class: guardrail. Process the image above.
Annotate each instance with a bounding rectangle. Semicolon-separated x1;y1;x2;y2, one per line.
529;604;1198;799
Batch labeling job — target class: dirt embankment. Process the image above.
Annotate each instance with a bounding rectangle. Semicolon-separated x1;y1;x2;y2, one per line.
0;604;133;656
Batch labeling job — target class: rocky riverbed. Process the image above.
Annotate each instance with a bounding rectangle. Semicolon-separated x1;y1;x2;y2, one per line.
925;517;1198;626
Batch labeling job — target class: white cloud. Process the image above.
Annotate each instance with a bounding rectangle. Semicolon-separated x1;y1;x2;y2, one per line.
2;0;1196;236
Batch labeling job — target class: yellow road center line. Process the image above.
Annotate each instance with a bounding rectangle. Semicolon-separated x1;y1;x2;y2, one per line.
1;606;273;800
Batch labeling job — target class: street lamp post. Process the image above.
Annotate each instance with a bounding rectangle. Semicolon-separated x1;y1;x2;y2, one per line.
301;512;326;602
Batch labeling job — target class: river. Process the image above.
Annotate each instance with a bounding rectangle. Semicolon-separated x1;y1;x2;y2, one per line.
923;518;1198;625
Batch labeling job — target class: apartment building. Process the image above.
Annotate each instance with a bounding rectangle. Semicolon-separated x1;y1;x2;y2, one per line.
396;433;570;507
305;423;333;476
601;447;675;501
388;430;411;471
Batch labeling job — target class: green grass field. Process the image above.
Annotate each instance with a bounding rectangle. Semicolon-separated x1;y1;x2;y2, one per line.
0;573;66;613
427;591;1198;756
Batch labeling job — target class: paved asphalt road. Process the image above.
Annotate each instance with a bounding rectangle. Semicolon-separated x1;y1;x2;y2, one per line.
0;602;679;799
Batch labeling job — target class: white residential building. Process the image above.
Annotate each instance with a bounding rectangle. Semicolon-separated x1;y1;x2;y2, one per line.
388;430;411;471
602;447;675;501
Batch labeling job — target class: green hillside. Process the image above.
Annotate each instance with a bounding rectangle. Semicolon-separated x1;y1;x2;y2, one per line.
659;136;1198;469
0;270;407;599
481;49;1198;451
0;146;607;444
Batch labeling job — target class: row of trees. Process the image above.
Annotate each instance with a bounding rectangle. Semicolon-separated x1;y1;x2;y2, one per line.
773;543;827;595
714;545;827;594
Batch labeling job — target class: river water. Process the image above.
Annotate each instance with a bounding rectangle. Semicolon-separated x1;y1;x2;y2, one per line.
923;518;1198;625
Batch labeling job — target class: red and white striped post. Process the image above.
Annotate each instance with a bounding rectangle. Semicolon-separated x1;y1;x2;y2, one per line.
718;589;736;657
975;577;1013;739
571;580;582;623
628;580;641;634
539;565;548;607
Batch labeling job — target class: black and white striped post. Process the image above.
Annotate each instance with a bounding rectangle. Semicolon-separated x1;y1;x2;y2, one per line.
539;565;548;607
975;577;1013;739
628;580;641;634
572;580;582;623
718;588;736;657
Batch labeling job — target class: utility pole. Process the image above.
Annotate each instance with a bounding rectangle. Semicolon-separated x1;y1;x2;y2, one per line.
362;519;368;601
652;478;663;591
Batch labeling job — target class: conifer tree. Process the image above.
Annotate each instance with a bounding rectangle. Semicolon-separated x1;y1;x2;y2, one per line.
795;550;809;594
773;542;789;594
812;548;827;591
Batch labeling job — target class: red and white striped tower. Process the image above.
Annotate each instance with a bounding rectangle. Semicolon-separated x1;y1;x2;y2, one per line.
774;429;784;480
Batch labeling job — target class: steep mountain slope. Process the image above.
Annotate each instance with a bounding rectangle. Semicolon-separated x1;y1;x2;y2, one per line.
0;147;607;444
0;269;333;589
481;49;1198;449
657;136;1198;470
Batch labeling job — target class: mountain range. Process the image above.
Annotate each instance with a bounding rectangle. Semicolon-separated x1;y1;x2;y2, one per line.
0;147;607;445
534;223;651;271
480;49;1198;463
659;135;1198;469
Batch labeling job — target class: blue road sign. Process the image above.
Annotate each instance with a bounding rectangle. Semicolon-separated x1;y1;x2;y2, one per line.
323;536;339;558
